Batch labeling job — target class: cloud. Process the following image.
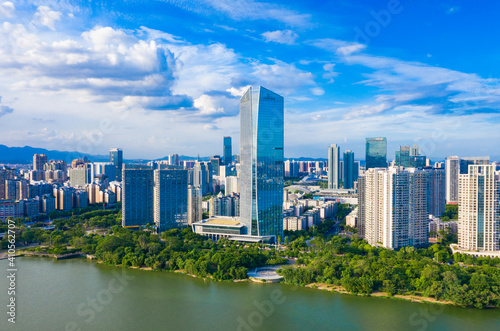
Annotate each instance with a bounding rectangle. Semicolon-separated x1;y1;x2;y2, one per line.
322;63;339;83
308;38;366;56
333;53;500;118
262;30;298;45
137;26;184;43
227;85;251;97
0;1;15;18
193;93;239;116
0;96;13;117
251;59;315;94
161;0;311;27
214;24;237;31
32;6;61;30
344;103;391;119
0;24;190;110
446;6;460;14
310;87;324;96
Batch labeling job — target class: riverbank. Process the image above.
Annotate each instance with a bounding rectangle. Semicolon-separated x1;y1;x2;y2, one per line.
20;252;464;308
305;282;455;306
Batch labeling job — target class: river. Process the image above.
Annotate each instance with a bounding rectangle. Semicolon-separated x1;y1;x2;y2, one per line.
0;257;498;330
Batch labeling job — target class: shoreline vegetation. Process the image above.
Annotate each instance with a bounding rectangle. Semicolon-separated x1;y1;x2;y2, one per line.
2;203;499;310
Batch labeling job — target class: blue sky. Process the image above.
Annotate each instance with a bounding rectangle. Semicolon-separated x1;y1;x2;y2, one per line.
1;0;499;160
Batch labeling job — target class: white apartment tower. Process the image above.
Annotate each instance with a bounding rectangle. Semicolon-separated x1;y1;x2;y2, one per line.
458;165;500;252
359;167;429;250
328;144;340;189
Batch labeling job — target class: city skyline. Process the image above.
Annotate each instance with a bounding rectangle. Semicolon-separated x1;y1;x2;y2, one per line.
1;1;500;158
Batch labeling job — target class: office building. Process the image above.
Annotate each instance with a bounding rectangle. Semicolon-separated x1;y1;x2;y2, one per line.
366;137;387;169
122;167;154;228
328;144;340;189
460;156;490;174
343;150;355;189
169;154;180;166
154;169;188;232
359;167;428;249
395;145;411;167
458;164;499;252
223;136;232;165
110;148;123;181
240;86;284;238
210;156;221;176
93;162;116;182
33;154;47;171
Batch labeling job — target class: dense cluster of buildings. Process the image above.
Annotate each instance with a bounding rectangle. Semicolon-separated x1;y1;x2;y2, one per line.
2;85;499;257
334;139;500;256
0;150;125;221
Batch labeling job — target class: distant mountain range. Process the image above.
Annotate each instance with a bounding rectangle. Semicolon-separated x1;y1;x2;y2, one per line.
1;145;496;165
0;145;110;164
0;145;211;164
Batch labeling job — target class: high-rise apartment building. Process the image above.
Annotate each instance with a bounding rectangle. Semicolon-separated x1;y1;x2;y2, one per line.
240;86;284;238
193;161;212;195
328;144;340;189
423;167;446;217
366;137;387;169
0;169;6;199
458;165;499;252
343;150;355;189
209;192;240;217
188;185;202;225
110;148;123;181
223;136;232;165
33;154;47;171
445;156;460;204
69;163;93;187
359;166;428;249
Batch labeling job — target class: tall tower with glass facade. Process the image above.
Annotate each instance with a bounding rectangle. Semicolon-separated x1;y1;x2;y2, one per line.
110;148;123;181
343;150;355;189
365;137;387;169
240;86;284;238
328;144;340;189
223;136;232;165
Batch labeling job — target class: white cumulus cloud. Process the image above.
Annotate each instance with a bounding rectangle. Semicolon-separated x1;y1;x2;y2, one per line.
262;30;298;45
0;2;15;18
32;6;62;30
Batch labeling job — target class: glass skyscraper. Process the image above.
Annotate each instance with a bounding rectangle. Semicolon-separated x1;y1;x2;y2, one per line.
343;150;355;189
223;136;232;165
240;86;284;238
365;137;387;169
110;148;123;181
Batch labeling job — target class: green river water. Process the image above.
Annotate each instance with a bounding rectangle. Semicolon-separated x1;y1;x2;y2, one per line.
0;257;499;330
